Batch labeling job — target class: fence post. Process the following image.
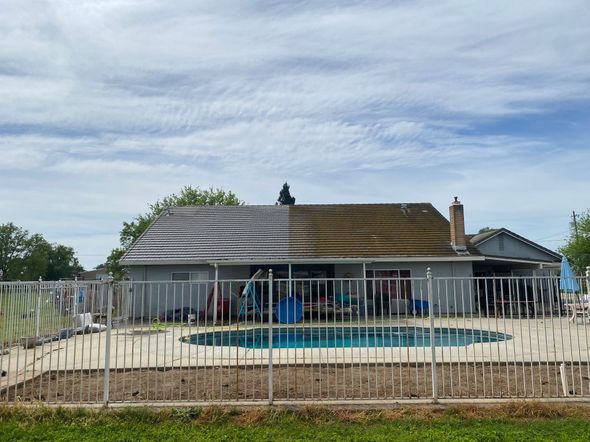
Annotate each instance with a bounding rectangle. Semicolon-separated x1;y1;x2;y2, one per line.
427;268;438;403
268;269;274;405
103;273;114;407
362;262;369;319
35;277;42;338
213;263;219;325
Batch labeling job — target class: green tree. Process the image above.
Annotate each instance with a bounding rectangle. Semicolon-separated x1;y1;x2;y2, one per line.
105;248;127;280
559;210;590;274
277;182;296;205
0;223;83;281
0;223;31;280
107;186;243;278
46;244;84;281
19;234;51;280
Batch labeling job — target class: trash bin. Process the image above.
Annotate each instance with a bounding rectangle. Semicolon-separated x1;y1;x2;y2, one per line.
411;299;429;316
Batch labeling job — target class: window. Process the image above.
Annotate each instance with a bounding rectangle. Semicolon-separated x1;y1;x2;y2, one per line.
498;235;505;252
172;272;190;281
171;271;209;281
365;269;412;299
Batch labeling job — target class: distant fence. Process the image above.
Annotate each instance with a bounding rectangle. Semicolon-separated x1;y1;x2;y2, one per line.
1;270;589;405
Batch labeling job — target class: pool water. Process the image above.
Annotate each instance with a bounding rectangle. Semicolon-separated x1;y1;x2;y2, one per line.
182;326;511;349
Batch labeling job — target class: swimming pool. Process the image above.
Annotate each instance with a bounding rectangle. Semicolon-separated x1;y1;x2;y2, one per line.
181;326;511;349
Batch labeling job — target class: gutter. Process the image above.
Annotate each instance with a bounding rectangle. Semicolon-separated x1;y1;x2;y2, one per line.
120;256;486;266
483;256;561;266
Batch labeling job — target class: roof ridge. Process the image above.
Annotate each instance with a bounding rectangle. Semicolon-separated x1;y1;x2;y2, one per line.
167;202;435;209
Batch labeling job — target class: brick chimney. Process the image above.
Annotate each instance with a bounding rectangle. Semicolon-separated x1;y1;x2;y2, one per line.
449;197;467;252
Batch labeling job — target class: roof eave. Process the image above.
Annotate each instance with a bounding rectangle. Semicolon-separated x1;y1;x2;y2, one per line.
482;255;561;266
120;255;485;266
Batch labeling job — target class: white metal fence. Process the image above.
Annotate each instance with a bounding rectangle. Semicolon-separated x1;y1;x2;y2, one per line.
1;269;589;405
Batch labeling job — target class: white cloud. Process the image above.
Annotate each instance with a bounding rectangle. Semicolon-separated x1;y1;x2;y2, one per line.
1;0;589;268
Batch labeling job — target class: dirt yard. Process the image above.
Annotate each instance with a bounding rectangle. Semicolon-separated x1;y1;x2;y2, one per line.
2;363;588;404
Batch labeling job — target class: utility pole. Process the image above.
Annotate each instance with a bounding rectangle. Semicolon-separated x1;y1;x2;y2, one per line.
573;211;579;238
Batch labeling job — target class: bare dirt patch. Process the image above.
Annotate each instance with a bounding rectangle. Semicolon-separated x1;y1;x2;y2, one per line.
2;363;588;404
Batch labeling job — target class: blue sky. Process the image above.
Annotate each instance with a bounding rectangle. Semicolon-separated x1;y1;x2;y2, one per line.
1;0;589;269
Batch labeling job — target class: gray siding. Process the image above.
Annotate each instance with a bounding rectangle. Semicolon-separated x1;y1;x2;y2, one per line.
477;232;557;262
364;261;474;314
127;260;477;317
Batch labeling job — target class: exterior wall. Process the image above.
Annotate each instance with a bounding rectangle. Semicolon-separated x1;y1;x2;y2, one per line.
477;233;558;262
129;264;213;281
127;260;477;317
128;264;217;318
364;261;475;314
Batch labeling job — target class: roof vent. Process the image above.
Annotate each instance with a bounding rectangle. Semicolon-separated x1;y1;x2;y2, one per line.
400;203;409;216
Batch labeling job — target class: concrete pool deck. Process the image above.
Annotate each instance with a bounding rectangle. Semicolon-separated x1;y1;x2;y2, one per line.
2;317;590;391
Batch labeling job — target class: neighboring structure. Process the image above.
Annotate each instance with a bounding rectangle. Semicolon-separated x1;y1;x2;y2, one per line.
119;198;561;315
469;228;562;276
77;268;110;281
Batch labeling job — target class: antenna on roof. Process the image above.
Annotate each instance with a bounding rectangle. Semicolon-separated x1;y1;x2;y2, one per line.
164;208;172;216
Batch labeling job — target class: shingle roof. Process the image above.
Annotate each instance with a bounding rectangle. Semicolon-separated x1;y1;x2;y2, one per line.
120;203;481;265
469;229;500;245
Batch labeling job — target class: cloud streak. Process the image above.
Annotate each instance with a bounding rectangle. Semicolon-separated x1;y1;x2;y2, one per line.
1;0;589;268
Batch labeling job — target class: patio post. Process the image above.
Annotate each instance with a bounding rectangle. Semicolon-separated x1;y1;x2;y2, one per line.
268;269;274;405
103;273;114;407
427;267;438;403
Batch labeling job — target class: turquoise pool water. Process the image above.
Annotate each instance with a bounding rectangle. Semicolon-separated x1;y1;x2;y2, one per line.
182;326;511;349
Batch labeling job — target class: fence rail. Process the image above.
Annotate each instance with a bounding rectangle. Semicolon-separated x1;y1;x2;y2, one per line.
1;269;589;405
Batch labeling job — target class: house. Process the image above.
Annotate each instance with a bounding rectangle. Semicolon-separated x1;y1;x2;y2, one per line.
77;268;110;281
119;198;560;316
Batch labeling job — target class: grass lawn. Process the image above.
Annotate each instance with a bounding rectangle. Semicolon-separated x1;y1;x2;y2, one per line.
1;402;590;441
0;288;71;344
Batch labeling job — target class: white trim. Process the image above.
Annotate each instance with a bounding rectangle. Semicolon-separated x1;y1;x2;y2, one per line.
122;256;485;266
483;256;560;266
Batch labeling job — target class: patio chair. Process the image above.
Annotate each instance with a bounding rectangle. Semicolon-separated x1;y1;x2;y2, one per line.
564;295;590;322
73;312;107;333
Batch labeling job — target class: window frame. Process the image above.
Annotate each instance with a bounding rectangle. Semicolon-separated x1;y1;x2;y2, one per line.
365;268;413;299
171;271;210;282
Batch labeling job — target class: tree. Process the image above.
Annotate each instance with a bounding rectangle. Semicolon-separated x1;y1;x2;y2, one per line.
106;186;243;278
559;210;590;274
0;223;32;280
0;222;83;281
276;182;296;205
46;244;84;281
